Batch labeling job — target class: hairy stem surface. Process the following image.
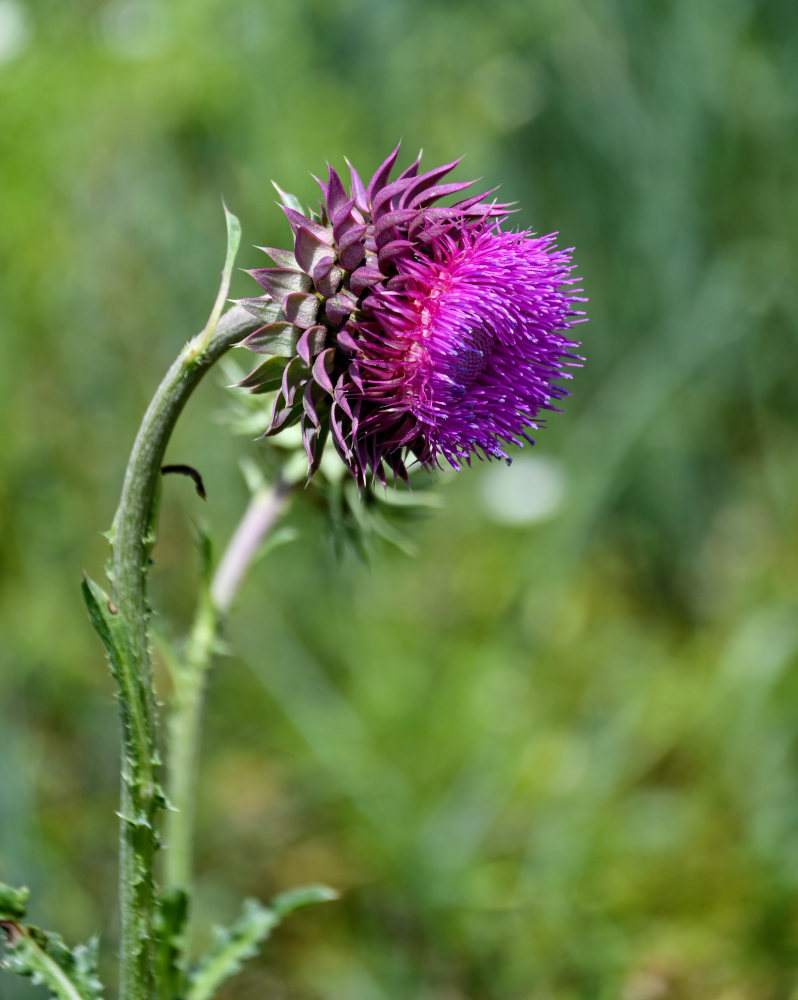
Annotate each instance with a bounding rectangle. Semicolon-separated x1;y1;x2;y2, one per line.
109;305;259;1000
165;478;293;895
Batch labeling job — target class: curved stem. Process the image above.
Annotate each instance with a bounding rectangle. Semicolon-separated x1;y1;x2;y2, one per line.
109;305;260;1000
164;477;293;896
211;476;293;615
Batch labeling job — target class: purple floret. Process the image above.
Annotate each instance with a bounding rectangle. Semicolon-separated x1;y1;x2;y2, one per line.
240;145;586;486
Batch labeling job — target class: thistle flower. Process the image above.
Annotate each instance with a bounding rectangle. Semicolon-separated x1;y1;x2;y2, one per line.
239;145;585;486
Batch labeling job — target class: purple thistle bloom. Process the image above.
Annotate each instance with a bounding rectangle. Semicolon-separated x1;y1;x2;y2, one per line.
239;145;585;486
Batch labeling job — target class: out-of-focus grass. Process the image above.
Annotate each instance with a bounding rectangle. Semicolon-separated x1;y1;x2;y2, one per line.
1;0;797;997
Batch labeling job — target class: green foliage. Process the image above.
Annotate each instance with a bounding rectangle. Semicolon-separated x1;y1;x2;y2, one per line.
0;884;30;921
153;889;189;1000
194;206;242;356
1;884;104;1000
186;888;336;1000
3;933;104;1000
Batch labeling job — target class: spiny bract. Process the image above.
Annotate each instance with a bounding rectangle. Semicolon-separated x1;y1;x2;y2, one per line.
239;145;585;486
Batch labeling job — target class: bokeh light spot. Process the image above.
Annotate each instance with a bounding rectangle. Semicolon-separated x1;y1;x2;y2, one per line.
478;452;566;525
0;0;31;64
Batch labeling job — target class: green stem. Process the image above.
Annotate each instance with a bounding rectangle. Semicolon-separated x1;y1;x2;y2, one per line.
109;304;259;1000
164;478;293;896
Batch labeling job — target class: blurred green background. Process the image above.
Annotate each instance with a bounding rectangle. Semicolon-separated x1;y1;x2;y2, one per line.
2;0;798;997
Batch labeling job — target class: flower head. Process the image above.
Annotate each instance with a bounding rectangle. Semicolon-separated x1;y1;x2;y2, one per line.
240;145;585;486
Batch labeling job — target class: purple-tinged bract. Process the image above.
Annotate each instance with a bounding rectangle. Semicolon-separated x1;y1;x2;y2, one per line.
239;145;585;486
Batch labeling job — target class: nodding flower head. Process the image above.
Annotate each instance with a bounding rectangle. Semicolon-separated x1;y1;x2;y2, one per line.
239;145;586;486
